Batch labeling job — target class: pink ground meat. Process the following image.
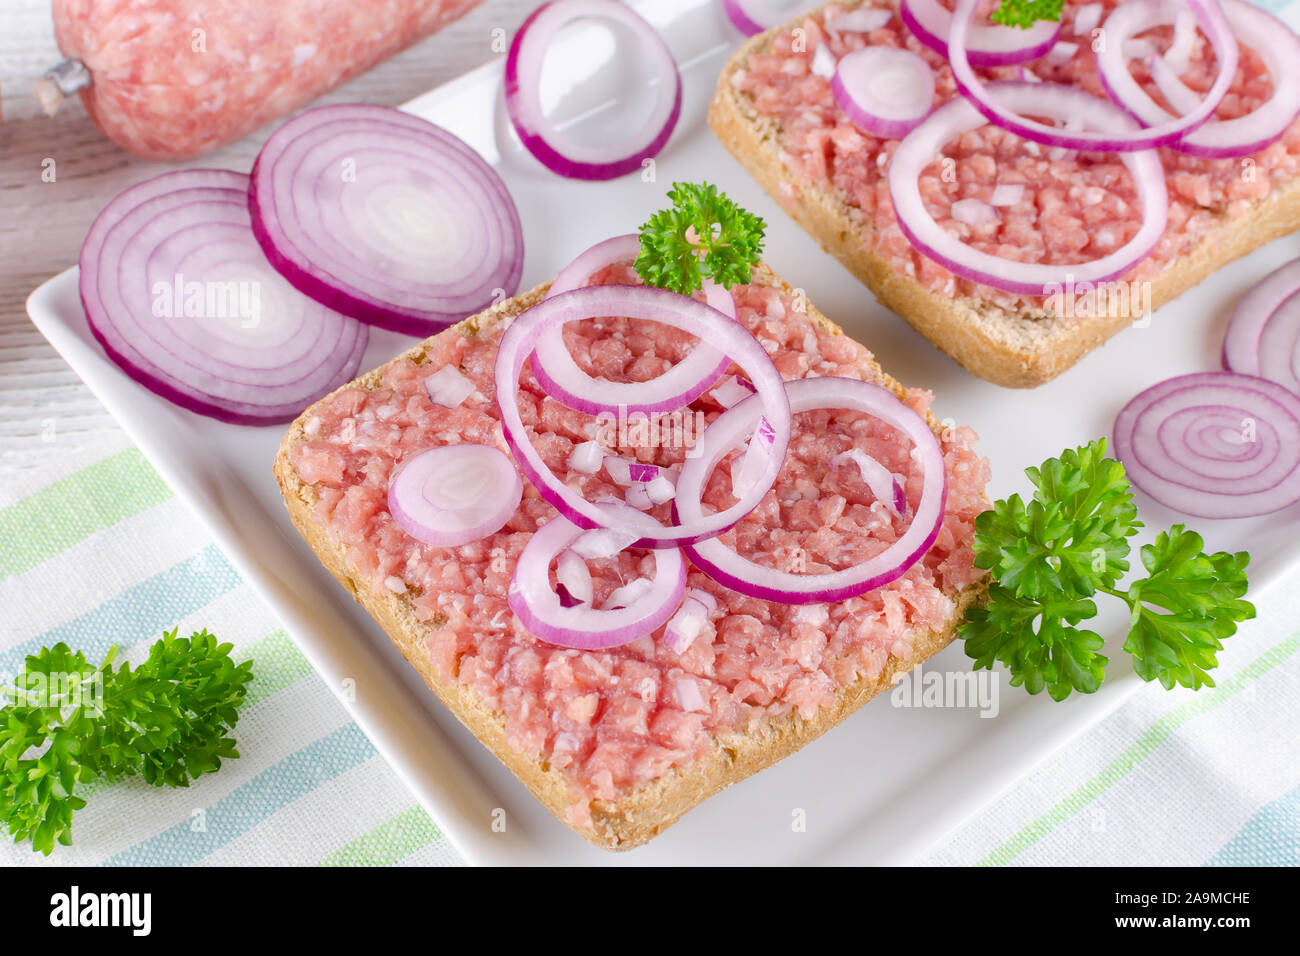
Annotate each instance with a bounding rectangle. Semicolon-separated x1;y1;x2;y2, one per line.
732;0;1300;310
292;266;989;822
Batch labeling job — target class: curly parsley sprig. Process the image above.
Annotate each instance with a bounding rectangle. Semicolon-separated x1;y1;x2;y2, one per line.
635;181;766;295
960;440;1254;701
991;0;1065;29
0;629;253;854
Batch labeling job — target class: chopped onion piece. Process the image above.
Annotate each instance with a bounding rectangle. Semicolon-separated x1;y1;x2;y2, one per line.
825;7;893;32
605;577;653;610
951;197;998;227
1164;8;1199;73
645;475;677;504
811;42;838;79
712;374;757;408
1074;2;1104;36
1046;41;1079;64
832;448;907;516
568;440;606;475
424;366;476;408
990;183;1024;206
556;549;593;608
675;678;707;713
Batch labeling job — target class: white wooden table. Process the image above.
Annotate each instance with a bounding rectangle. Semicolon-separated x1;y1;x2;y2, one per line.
0;0;533;476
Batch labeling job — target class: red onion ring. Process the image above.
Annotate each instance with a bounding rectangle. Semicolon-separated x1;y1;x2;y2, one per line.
533;234;735;415
1222;257;1300;393
950;0;1237;151
722;0;813;35
888;82;1168;295
250;104;524;337
900;0;1061;67
676;376;947;604
831;46;936;138
1114;371;1300;518
78;169;367;425
1104;0;1300;158
508;514;686;649
388;445;523;547
505;0;682;181
495;284;792;548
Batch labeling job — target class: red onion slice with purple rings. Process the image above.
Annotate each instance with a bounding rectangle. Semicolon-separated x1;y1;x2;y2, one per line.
388;444;523;547
1100;0;1300;158
250;104;524;337
949;0;1237;151
78;169;368;425
832;46;935;138
1113;371;1300;518
900;0;1060;67
533;234;736;415
1222;257;1300;391
888;82;1168;296
676;376;947;604
508;514;686;649
495;284;792;548
505;0;682;181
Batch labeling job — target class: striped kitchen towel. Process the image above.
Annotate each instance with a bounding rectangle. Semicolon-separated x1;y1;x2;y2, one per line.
0;435;463;867
4;435;1299;865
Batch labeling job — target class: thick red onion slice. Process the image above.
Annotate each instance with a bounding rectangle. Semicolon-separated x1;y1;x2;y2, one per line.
496;285;792;548
505;0;682;181
1222;257;1300;392
249;104;523;337
508;514;686;649
78;169;367;425
1114;371;1300;518
832;46;935;138
388;445;523;547
950;0;1237;151
1104;0;1300;158
677;377;947;604
889;83;1168;295
900;0;1061;67
534;234;734;414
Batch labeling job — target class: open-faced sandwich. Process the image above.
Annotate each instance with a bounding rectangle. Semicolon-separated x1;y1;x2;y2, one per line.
712;0;1300;386
273;184;991;848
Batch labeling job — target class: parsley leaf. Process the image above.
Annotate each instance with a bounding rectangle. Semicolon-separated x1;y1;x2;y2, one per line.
0;629;253;854
1122;527;1254;690
635;181;766;295
991;0;1065;29
961;439;1255;700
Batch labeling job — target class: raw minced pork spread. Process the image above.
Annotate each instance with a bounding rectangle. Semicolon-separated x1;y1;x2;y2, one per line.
291;265;990;821
732;0;1300;310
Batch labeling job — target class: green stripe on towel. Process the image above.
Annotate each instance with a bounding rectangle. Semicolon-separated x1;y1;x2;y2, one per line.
0;448;171;580
318;806;442;867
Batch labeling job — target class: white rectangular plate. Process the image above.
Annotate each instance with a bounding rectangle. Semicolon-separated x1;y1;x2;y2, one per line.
27;0;1300;865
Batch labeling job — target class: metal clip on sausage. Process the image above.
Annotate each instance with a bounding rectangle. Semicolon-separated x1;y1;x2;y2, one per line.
35;58;91;117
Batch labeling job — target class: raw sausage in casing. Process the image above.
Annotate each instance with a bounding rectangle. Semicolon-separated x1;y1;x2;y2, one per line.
50;0;484;159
